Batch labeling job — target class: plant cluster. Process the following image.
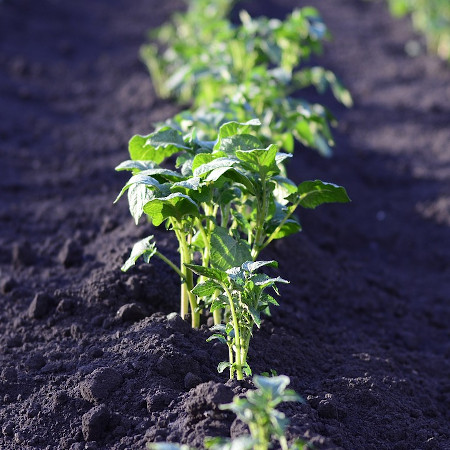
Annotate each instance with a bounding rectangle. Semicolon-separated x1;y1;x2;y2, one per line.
141;0;352;156
148;375;310;450
116;0;351;380
386;0;450;61
115;120;349;377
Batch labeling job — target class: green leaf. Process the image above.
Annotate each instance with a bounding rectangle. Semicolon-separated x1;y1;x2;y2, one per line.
206;334;227;345
217;361;232;373
253;276;289;288
127;183;155;225
129;127;189;164
115;160;156;172
267;218;302;240
191;279;220;297
248;305;262;328
114;174;162;203
147;444;191;450
293;180;350;209
264;294;279;306
185;263;227;283
275;152;293;166
143;193;199;226
211;227;252;271
217;119;261;140
139;168;185;182
217;134;263;154
210;324;226;334
192;152;226;173
202;167;254;193
236;144;279;175
273;176;298;199
193;157;238;178
121;236;156;272
253;375;291;398
242;364;252;377
210;296;228;312
170;177;201;193
241;260;278;273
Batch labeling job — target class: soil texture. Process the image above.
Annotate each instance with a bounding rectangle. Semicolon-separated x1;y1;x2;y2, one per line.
0;0;449;449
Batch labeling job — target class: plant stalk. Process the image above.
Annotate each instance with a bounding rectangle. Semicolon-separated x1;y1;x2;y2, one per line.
221;283;244;380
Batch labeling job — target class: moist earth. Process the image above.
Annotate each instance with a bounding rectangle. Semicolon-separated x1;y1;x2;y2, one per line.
0;0;449;449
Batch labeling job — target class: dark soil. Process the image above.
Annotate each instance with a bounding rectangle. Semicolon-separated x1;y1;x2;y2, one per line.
1;0;449;449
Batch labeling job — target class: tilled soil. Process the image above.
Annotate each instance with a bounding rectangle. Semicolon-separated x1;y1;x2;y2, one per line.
0;0;449;449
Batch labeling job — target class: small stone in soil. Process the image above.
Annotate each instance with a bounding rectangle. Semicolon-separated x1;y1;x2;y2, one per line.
166;312;190;333
87;346;103;358
81;404;110;441
0;276;16;294
79;367;123;403
12;241;35;266
1;367;17;382
25;353;46;371
2;421;14;436
28;292;54;319
58;239;83;267
184;372;202;390
156;356;173;377
116;303;146;322
146;391;172;412
56;298;75;313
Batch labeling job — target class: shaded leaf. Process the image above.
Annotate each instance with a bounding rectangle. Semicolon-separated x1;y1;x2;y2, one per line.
143;193;199;226
192;279;220;297
185;263;227;283
211;227;252;271
121;236;156;272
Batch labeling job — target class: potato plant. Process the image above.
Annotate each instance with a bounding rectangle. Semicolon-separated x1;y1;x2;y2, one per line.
147;375;309;450
115;120;350;328
142;4;352;156
187;260;288;380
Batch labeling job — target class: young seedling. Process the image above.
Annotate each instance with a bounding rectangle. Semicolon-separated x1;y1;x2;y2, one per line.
147;375;310;450
215;375;306;450
187;260;288;380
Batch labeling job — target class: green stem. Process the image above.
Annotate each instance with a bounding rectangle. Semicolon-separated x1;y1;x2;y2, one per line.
213;309;222;325
241;332;251;367
251;176;268;260
221;283;243;380
221;204;230;228
154;251;186;281
174;226;200;328
195;218;210;269
279;436;289;450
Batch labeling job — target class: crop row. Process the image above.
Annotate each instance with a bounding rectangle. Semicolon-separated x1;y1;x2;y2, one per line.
115;1;351;447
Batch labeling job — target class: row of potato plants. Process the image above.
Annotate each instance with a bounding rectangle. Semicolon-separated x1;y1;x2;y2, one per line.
141;0;352;157
116;0;350;381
